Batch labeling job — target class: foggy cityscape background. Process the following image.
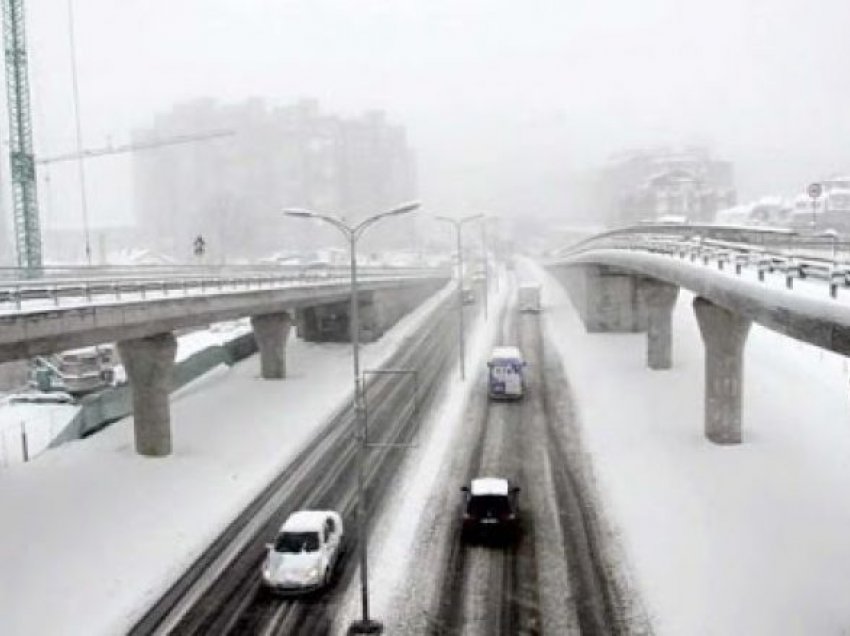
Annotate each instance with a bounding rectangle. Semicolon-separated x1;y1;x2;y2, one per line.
3;0;850;262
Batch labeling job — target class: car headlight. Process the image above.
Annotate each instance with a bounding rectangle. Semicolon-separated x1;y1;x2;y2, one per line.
305;567;320;581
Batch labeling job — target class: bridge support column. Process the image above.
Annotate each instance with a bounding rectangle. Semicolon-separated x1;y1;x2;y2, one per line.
693;297;751;444
118;333;177;457
250;312;292;379
570;264;646;333
640;279;679;369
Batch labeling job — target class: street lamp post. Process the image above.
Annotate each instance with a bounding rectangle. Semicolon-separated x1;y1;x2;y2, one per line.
284;201;420;635
435;214;483;381
480;217;489;320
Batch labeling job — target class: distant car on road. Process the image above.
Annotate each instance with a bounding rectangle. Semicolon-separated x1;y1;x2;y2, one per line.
460;477;520;544
261;510;344;593
517;284;541;313
462;287;476;304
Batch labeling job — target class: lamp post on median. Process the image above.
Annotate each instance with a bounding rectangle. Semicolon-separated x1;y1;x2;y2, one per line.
477;215;499;319
479;216;489;320
435;213;483;381
284;200;420;635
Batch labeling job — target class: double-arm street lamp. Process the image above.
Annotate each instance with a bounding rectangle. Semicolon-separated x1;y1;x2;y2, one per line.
435;214;483;381
284;200;420;635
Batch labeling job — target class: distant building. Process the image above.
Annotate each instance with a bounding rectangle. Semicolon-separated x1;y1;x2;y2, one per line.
132;99;417;261
598;147;736;227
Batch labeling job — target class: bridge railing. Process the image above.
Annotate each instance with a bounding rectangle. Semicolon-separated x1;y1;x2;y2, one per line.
0;265;450;311
550;224;850;297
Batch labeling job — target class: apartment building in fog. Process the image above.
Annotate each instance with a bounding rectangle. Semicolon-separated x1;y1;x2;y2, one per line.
598;147;736;227
132;99;416;261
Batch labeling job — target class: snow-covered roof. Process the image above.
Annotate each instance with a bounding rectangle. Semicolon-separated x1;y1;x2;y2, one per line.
470;477;509;497
489;346;523;362
281;510;334;533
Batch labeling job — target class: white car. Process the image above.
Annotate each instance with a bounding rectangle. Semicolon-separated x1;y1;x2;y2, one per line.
261;510;344;593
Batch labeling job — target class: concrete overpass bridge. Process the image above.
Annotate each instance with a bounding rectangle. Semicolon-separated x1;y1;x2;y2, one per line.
0;264;448;457
546;224;850;445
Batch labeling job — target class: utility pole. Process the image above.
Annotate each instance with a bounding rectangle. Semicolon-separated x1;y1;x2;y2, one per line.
2;0;42;271
66;0;91;264
480;217;489;320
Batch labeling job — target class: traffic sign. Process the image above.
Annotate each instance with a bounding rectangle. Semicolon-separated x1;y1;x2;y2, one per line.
808;182;823;199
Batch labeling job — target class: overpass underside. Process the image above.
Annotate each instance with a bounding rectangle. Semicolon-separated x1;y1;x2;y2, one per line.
551;264;748;444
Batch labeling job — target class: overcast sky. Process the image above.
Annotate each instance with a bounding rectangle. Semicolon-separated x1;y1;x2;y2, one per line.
18;0;850;228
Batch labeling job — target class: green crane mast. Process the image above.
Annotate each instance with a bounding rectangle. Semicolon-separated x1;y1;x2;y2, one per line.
2;0;41;270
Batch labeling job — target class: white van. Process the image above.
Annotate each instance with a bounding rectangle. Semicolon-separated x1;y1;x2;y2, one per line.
487;346;526;400
518;284;541;312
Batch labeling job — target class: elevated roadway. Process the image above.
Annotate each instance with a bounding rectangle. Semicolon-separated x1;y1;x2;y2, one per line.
0;264;449;457
547;224;850;445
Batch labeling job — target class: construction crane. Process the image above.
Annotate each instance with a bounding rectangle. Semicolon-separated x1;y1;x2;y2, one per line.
1;0;234;269
2;0;41;270
37;130;234;165
37;129;235;264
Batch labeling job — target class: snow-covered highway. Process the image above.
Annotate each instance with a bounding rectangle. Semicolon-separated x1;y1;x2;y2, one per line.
3;262;850;635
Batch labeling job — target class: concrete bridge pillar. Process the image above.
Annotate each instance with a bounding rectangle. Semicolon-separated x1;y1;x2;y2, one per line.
693;297;751;444
577;264;646;333
250;312;292;379
118;332;178;457
640;279;680;369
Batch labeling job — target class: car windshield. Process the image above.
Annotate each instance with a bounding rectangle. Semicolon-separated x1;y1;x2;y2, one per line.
467;495;511;517
274;531;320;553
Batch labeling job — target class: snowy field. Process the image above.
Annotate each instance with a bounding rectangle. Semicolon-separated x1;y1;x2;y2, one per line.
0;401;80;465
0;285;451;636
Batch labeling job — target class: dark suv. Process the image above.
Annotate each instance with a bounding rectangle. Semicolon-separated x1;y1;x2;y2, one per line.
460;477;520;543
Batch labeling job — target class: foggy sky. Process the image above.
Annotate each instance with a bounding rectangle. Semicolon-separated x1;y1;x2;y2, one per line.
19;0;850;229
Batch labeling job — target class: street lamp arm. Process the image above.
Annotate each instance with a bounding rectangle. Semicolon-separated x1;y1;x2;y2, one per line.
434;213;483;228
434;215;459;228
353;200;421;238
283;208;352;236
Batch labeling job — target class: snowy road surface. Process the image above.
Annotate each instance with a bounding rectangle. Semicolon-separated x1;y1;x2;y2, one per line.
150;292;458;634
368;283;648;635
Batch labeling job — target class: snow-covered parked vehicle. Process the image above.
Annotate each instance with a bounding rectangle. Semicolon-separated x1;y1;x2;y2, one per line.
261;510;344;593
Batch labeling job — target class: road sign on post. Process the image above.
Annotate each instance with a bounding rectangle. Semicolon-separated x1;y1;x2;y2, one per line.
193;235;206;259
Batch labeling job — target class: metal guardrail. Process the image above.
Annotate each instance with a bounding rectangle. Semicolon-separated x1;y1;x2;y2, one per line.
550;224;850;298
0;265;450;311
